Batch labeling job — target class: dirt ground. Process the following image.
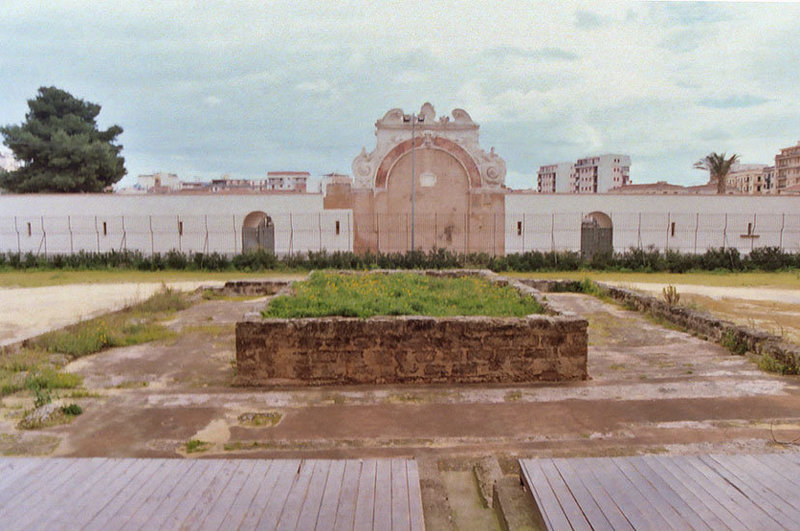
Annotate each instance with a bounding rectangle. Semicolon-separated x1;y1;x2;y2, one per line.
0;281;224;346
3;285;800;527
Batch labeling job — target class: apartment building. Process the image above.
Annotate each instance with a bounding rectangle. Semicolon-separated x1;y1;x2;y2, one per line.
571;154;630;193
727;164;768;194
265;171;309;192
775;141;800;191
536;162;573;193
537;154;630;193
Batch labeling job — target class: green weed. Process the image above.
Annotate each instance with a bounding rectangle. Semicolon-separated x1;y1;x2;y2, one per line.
185;439;211;453
264;271;544;319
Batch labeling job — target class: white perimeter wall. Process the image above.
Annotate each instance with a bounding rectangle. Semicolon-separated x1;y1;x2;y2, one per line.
0;194;353;256
505;193;800;254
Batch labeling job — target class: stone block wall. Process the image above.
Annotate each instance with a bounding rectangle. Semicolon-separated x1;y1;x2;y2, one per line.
235;314;587;385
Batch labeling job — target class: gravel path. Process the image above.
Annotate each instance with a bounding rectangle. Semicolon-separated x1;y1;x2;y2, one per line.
0;281;223;346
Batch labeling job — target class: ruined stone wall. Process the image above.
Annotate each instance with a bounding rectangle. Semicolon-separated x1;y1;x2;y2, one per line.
235;314;587;385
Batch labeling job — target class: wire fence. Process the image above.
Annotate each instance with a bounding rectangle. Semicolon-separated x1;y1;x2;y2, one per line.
1;211;799;256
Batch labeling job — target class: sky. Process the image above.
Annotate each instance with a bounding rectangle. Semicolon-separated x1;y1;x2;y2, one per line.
1;1;799;190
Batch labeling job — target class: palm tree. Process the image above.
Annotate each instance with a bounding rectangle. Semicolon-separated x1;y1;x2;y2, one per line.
694;152;739;194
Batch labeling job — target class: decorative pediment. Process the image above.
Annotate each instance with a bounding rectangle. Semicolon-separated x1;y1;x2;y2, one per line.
352;104;506;190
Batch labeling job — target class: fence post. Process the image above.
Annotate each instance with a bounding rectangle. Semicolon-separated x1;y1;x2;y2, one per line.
203;215;209;254
289;213;294;255
493;213;497;256
177;215;182;252
39;216;46;257
779;213;785;250
68;215;74;254
120;215;127;251
149;215;154;255
665;212;671;251
95;216;100;252
347;211;352;253
637;213;642;249
722;213;728;249
550;213;555;253
694;213;699;254
14;216;20;253
464;212;469;254
752;213;757;251
232;215;237;255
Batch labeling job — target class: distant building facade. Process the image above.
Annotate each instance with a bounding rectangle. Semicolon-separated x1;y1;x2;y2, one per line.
136;172;181;192
727;164;769;194
537;154;630;193
775;141;800;192
537;162;573;193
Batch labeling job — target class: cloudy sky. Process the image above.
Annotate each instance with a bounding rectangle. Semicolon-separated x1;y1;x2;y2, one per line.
1;1;799;190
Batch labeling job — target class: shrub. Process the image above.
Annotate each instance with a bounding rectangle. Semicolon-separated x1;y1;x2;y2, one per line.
61;403;83;416
720;330;748;355
662;285;680;306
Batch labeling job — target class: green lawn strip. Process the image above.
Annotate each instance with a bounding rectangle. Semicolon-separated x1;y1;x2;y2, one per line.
264;271;544;319
507;270;800;289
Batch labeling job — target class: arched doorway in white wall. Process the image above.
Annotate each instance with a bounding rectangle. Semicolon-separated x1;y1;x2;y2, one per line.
242;211;274;253
581;211;613;259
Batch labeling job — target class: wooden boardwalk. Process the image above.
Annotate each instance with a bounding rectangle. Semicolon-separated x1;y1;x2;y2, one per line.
520;453;800;530
0;458;425;530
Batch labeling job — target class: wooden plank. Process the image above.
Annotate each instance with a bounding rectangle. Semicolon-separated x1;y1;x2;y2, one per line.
216;460;275;530
154;459;229;529
273;459;317;530
610;457;695;530
519;458;572;531
391;459;411;531
624;457;714;531
352;459;378;530
295;460;334;530
373;459;392;530
92;459;192;530
406;460;426;531
68;459;165;529
256;459;306;529
240;459;299;529
749;453;800;490
1;458;108;526
669;455;772;529
579;457;665;530
198;459;258;531
181;460;245;529
770;453;800;484
641;455;734;529
314;459;346;528
333;459;363;531
703;454;800;529
35;457;131;529
0;459;44;497
0;458;76;509
550;458;615;530
538;459;591;530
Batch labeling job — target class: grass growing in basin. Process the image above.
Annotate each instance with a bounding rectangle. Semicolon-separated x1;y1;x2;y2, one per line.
263;271;544;319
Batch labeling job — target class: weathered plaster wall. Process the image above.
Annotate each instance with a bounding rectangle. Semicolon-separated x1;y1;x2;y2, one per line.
0;194;352;255
505;193;800;254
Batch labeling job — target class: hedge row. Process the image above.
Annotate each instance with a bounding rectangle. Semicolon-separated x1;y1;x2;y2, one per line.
0;246;799;273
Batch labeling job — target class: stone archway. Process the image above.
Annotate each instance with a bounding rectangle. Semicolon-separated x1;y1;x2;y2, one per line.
378;147;470;252
581;211;613;259
242;211;274;253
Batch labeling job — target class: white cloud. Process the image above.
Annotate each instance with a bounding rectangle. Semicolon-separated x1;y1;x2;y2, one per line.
1;1;798;187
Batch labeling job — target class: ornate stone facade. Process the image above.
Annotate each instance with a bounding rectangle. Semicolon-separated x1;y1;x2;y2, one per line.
351;103;506;190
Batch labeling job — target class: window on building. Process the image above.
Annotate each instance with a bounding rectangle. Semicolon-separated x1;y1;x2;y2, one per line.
102;222;107;236
747;222;753;236
517;221;523;236
178;221;183;236
27;222;32;237
335;220;340;235
670;222;675;237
